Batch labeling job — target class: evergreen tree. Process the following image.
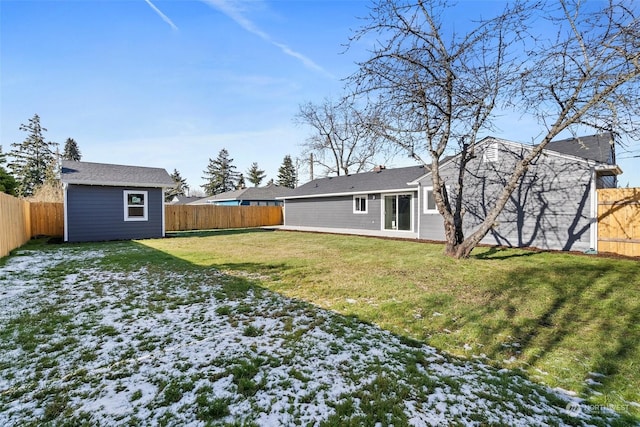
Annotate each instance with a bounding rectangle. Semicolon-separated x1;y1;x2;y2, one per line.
237;174;246;189
246;162;266;187
166;169;189;201
0;168;17;195
201;148;240;196
8;114;58;197
62;138;82;161
0;146;17;195
277;155;297;189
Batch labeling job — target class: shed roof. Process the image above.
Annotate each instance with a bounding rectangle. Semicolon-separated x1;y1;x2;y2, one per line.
193;184;294;204
284;165;426;199
61;160;174;188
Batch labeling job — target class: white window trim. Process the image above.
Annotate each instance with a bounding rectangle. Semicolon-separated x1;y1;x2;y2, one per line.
353;195;368;214
124;190;149;222
423;187;439;214
381;193;414;232
483;142;499;163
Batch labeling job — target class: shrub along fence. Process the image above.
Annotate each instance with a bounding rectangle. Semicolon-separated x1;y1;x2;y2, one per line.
597;188;640;257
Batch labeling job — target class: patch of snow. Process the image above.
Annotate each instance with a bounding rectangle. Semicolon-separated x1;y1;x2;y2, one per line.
0;245;630;426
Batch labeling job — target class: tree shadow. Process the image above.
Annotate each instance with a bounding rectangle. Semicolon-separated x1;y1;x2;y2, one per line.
451;254;640;414
166;228;275;239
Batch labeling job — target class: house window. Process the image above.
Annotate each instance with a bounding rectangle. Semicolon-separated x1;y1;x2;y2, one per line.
124;190;148;221
424;187;438;213
483;142;499;163
354;195;368;214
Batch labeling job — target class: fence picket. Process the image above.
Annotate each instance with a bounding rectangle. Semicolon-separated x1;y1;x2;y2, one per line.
597;188;640;257
164;205;283;231
0;193;31;258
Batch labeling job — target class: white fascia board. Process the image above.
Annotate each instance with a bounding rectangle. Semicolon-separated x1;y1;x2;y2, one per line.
594;164;622;175
63;182;69;242
277;187;418;200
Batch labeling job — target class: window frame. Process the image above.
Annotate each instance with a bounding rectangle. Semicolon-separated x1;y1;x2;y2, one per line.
123;190;149;222
353;195;368;214
423;187;439;214
483;142;499;163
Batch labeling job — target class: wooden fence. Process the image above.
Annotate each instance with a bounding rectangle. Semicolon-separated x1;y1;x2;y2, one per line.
597;188;640;257
5;189;636;257
1;199;284;257
165;205;283;231
0;192;31;258
30;202;64;237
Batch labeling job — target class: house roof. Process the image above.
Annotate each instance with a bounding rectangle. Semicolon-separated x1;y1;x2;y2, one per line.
545;133;615;164
168;195;203;205
192;184;294;204
61;160;174;188
283;165;427;199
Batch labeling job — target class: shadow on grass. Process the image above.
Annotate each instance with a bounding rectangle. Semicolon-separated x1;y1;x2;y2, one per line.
473;246;544;260
457;252;640;414
30;236;637;422
166;228;275;239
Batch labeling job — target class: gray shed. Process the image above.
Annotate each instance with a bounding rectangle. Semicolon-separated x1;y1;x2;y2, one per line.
61;160;174;243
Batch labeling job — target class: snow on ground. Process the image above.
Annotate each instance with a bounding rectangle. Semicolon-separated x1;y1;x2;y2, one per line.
0;244;632;426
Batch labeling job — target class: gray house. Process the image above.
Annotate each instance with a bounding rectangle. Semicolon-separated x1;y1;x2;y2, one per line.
281;134;621;252
282;165;427;238
190;184;293;206
61;160;174;243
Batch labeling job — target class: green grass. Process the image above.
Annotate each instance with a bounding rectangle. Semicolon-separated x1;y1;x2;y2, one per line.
142;228;640;417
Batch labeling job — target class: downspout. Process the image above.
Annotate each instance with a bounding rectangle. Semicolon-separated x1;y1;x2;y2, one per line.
282;200;287;227
589;168;598;252
63;183;69;242
417;182;422;239
162;187;167;238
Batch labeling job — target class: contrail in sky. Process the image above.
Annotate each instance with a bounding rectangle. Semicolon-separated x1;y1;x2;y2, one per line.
144;0;179;31
201;0;332;77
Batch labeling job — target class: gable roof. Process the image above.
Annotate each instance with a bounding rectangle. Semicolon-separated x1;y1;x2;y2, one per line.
168;195;203;205
193;184;294;204
61;160;174;188
410;134;621;184
283;165;427;199
545;133;615;164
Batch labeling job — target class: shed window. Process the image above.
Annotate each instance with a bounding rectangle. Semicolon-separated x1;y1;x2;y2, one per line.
124;190;148;221
354;195;368;214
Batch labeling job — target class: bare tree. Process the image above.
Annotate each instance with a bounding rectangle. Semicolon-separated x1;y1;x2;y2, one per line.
349;0;640;258
295;98;393;176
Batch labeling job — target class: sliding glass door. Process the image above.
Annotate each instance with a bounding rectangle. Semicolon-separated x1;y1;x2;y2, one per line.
384;194;412;231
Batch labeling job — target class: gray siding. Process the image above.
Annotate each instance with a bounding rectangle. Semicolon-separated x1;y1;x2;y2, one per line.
419;142;594;251
66;185;165;242
285;195;382;231
285;191;420;236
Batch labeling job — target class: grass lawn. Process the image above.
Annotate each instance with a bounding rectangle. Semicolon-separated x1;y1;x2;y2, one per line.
0;230;638;425
144;229;640;420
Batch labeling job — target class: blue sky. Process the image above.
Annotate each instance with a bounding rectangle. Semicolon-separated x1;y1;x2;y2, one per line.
1;0;638;191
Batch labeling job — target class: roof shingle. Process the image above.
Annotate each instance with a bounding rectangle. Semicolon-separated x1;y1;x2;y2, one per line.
61;160;174;188
285;165;427;198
